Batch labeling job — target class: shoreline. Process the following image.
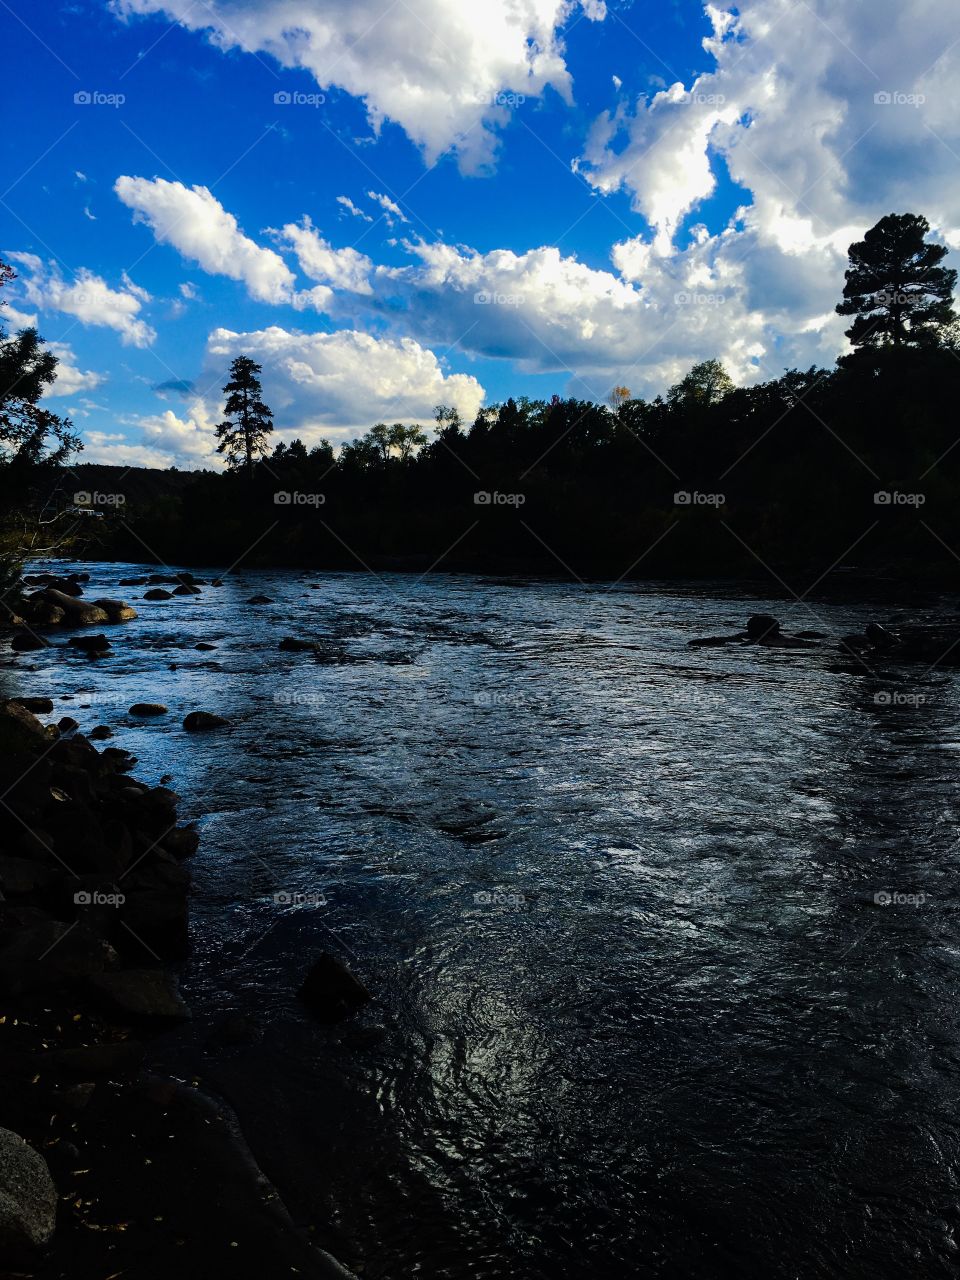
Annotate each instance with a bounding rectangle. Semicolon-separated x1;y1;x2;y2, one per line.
0;639;357;1276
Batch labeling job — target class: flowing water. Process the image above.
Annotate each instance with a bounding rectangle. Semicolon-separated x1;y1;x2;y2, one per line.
5;563;960;1278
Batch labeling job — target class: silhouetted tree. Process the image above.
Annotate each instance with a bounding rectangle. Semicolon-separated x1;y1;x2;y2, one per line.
667;359;734;408
837;213;956;350
215;355;274;475
0;258;80;466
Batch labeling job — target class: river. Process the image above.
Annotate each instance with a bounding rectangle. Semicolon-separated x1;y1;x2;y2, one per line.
5;563;960;1278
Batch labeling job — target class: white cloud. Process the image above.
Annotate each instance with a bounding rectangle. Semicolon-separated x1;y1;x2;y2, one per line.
46;343;104;398
138;402;223;466
203;325;485;439
179;281;200;300
114;176;296;305
277;217;374;295
367;191;409;225
6;253;155;347
337;196;373;223
109;0;607;172
2;302;38;331
80;433;176;468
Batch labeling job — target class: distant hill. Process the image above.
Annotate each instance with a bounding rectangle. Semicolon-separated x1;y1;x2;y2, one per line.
49;464;209;509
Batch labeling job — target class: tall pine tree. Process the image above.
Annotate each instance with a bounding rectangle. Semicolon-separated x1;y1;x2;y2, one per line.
215;355;274;475
837;213;956;350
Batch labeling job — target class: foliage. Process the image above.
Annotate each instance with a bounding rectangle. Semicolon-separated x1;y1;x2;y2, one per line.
215;355;274;475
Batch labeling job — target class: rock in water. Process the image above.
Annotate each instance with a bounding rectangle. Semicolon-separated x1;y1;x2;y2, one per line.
68;633;111;653
86;970;191;1020
183;711;230;732
144;588;173;601
746;614;781;642
129;702;168;716
0;1127;57;1259
247;594;273;605
298;953;372;1023
10;633;48;652
9;697;53;713
93;598;138;622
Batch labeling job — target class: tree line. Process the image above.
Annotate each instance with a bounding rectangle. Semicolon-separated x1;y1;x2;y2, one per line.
2;213;960;581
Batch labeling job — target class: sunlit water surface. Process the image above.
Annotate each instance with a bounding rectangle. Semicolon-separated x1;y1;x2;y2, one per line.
6;563;960;1279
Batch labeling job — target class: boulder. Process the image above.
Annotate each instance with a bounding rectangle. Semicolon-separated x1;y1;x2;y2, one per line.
298;952;372;1023
38;590;109;625
0;1128;56;1260
195;642;217;651
0;701;50;755
10;632;48;652
183;711;230;732
57;716;79;732
129;702;168;716
119;890;190;959
0;856;55;894
173;584;202;596
279;636;320;652
86;970;191;1020
144;588;173;601
88;725;113;740
865;622;900;650
68;633;111;653
746;614;781;642
247;595;273;605
43;1041;144;1078
93;598;138;623
9;697;53;714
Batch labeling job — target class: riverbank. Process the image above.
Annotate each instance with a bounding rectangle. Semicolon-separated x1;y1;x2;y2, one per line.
0;636;356;1276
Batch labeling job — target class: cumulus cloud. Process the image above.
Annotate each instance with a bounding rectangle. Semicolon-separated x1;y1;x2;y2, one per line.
109;0;607;172
276;217;374;295
115;177;297;305
80;433;177;468
203;325;485;440
46;343;104;398
6;253;155;347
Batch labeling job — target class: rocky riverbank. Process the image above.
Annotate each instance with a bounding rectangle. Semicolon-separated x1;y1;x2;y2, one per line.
0;563;360;1278
0;698;357;1278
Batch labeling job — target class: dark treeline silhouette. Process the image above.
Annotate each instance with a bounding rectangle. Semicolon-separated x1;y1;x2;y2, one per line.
3;213;960;581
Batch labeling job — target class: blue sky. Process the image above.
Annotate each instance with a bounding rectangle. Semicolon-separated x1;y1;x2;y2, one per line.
1;0;958;468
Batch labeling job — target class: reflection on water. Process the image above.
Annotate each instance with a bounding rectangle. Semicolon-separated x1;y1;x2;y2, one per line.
5;564;960;1278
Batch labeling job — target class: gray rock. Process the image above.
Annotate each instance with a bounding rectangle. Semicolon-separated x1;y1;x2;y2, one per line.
0;1127;56;1259
129;702;168;716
